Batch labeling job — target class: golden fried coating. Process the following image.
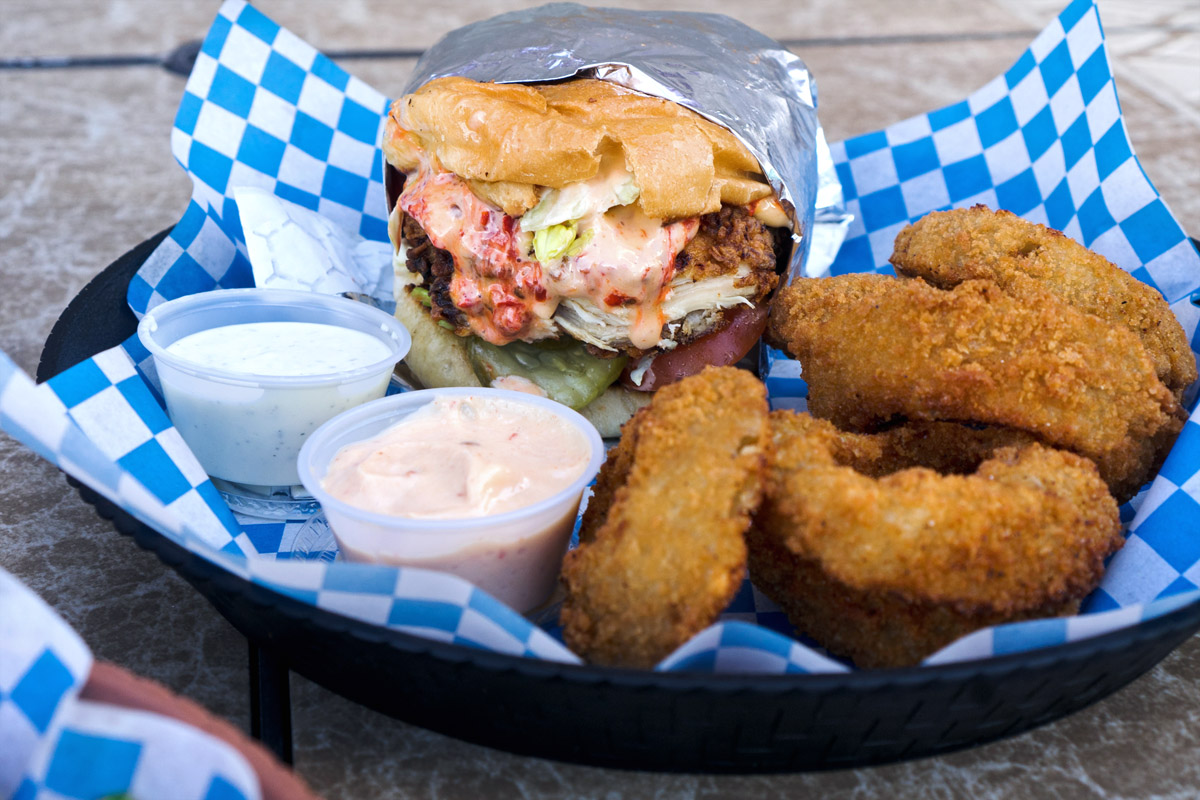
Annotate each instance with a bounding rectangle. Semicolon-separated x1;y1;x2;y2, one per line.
890;205;1197;397
575;407;644;546
815;419;1037;478
749;412;1124;668
560;367;768;668
766;274;1185;502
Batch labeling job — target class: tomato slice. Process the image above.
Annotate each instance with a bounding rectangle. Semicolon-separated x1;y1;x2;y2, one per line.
620;304;768;392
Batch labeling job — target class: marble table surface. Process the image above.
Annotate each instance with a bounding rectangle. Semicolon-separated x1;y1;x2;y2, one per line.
3;1;1199;797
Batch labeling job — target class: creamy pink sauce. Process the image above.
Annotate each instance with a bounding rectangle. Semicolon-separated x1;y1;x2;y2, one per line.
489;375;549;397
321;396;591;519
399;168;556;345
397;164;697;350
566;206;698;349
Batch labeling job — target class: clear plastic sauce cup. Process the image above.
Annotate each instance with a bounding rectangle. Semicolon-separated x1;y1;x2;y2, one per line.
298;388;604;613
137;288;411;488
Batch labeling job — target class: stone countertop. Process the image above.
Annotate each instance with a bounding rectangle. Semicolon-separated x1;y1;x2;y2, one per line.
2;1;1199;797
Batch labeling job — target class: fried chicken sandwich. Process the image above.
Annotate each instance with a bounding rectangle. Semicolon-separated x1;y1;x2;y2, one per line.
383;77;795;434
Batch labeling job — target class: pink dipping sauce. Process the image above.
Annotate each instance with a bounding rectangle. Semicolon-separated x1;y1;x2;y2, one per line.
320;395;591;519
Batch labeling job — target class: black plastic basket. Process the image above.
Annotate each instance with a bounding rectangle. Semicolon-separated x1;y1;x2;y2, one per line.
36;229;1200;772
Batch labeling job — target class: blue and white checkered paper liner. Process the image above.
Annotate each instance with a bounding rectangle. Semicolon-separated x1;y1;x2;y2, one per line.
766;0;1200;401
0;569;91;799
19;701;259;800
821;0;1196;293
0;568;260;800
658;622;851;674
131;0;391;317
4;0;1199;675
1;348;578;666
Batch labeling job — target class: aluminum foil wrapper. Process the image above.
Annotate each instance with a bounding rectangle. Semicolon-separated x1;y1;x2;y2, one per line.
403;2;844;280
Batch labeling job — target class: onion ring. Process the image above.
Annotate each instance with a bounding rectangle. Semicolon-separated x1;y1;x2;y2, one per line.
748;411;1124;668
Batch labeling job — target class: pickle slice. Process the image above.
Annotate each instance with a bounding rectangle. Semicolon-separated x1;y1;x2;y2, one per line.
467;337;626;409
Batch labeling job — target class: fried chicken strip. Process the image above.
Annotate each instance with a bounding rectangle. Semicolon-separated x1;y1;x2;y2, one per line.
749;412;1123;668
766;274;1185;502
560;366;768;668
890;205;1197;397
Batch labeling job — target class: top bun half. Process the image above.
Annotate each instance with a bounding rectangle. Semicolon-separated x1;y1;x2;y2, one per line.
383;77;776;220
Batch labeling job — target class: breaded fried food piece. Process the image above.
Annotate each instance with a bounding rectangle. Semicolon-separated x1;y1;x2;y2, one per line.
890;205;1197;397
749;412;1123;668
560;367;768;668
575;407;645;546
766;274;1186;502
818;419;1037;478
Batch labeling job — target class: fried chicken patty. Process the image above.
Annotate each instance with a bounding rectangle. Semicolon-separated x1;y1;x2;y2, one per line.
676;205;780;298
399;204;783;355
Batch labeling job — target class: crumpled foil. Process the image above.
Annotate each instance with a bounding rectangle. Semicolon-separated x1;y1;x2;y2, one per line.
403;2;844;279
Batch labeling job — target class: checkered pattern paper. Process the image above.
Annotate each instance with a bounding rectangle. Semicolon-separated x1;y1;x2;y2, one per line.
0;351;194;548
44;348;243;552
0;571;91;800
767;0;1200;395
132;0;390;316
0;569;261;800
658;622;851;674
1091;417;1200;609
4;0;1200;678
19;701;260;800
814;0;1197;298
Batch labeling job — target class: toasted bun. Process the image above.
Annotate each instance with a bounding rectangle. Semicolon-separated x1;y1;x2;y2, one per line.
383;77;774;220
393;287;651;437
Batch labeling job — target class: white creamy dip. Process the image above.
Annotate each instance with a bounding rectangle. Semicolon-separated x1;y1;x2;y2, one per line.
320;395;592;519
159;321;397;486
165;321;392;376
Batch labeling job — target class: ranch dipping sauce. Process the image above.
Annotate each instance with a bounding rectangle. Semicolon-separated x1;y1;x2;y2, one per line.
143;293;409;495
160;320;399;487
321;395;592;518
165;321;393;376
139;289;411;493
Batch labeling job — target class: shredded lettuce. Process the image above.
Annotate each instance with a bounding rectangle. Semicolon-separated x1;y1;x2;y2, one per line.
522;192;586;233
533;223;578;263
611;176;639;206
520;167;639;233
564;226;595;257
